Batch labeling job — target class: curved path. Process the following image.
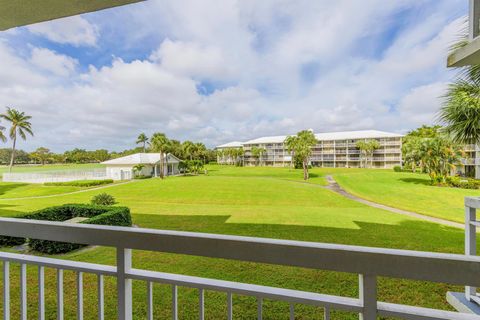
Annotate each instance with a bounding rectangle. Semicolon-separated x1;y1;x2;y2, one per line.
324;175;464;229
0;180;134;201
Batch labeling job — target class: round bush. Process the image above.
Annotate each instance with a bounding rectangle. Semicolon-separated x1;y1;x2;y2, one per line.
91;193;116;206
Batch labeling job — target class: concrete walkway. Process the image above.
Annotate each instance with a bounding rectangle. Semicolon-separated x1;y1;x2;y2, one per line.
0;180;134;201
324;175;464;229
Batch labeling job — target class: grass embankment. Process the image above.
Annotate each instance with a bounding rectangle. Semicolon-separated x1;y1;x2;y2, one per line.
333;170;480;223
0;165;469;319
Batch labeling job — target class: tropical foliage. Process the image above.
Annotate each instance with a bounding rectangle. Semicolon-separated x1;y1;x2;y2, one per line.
284;130;317;180
217;148;244;166
136;133;149;152
250;146;266;166
0;107;33;172
356;140;380;168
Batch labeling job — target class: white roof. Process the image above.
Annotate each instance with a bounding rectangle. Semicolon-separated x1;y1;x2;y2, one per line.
243;130;403;145
215;141;244;149
101;153;180;165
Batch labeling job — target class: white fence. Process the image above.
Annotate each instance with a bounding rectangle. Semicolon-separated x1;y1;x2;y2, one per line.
2;168;108;183
0;218;479;319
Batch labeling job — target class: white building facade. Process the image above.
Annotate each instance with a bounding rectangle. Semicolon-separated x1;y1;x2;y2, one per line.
102;153;181;180
217;130;403;169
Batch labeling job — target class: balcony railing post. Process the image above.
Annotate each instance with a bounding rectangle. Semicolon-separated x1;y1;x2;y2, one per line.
359;274;376;320
117;247;132;320
465;203;477;301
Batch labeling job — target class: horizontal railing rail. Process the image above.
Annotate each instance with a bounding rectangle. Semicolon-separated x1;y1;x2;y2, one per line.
0;218;478;319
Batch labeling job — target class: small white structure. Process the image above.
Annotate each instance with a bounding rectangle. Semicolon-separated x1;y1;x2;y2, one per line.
102;153;181;180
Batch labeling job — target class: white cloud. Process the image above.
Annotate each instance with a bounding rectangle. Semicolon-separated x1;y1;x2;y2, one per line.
0;0;467;151
27;16;98;46
397;82;448;126
151;39;235;80
29;48;78;77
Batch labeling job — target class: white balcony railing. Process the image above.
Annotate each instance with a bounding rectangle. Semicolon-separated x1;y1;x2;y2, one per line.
0;218;479;320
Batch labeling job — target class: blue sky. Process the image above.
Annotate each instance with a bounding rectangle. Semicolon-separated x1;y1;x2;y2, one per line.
0;0;468;152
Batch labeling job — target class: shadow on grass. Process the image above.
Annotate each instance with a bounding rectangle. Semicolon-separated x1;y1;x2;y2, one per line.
132;214;463;253
399;177;431;186
0;183;30;196
0;203;29;217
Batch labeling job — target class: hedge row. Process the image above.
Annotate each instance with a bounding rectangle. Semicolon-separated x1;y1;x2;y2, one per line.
0;204;132;254
44;179;114;187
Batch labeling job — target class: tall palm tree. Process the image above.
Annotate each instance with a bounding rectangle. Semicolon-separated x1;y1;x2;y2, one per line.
251;146;266;166
182;141;196;160
1;108;33;172
136;133;149;152
440;22;480;145
296;130;317;180
356;141;369;168
284;135;299;169
150;133;170;179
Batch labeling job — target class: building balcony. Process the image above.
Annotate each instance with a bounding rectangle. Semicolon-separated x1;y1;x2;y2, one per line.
0;218;477;319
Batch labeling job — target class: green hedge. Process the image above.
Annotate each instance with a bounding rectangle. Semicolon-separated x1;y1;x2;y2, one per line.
44;179;113;187
0;204;131;254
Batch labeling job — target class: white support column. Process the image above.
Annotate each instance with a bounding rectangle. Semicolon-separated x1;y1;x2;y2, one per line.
98;275;104;320
470;0;480;40
3;261;9;320
38;266;45;320
117;247;132;320
20;264;27;320
147;281;153;320
57;269;64;320
77;272;83;320
359;274;377;320
466;205;477;301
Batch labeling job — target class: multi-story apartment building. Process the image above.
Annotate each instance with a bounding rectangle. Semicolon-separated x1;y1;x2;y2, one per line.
217;130;403;168
458;144;480;178
215;141;244;165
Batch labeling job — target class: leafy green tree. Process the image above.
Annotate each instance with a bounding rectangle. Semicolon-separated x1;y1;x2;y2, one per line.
1;108;33;172
402;137;422;172
136;133;149;152
92;149;110;162
30;147;51;165
150;132;171;179
417;136;464;183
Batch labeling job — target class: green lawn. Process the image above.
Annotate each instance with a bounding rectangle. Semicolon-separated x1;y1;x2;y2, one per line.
0;165;469;319
333;170;480;223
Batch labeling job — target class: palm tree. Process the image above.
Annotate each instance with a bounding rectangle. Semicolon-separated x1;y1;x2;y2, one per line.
440;22;480;146
150;133;171;179
356;141;369;168
367;140;380;168
251;146;266;166
1;108;33;172
284;135;299;169
182;141;196;160
136;133;149;152
296;130;317;180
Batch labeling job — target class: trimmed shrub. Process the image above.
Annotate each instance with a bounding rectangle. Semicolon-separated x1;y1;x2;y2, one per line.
133;175;151;180
91;193;116;206
393;166;402;172
44;179;113;187
0;204;131;254
444;176;480;189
